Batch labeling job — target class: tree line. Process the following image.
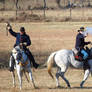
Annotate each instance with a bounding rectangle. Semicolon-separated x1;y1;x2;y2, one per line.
0;0;92;10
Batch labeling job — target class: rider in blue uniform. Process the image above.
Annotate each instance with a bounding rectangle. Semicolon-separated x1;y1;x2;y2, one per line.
8;24;39;71
75;27;91;60
75;27;91;70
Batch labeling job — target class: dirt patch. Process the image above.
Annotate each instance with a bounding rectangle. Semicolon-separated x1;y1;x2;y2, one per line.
0;68;92;92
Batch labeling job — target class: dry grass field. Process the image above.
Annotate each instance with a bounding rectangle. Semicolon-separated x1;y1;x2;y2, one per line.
0;68;92;92
1;8;92;23
0;22;92;92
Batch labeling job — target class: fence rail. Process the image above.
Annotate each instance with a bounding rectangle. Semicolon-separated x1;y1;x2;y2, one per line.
0;0;92;21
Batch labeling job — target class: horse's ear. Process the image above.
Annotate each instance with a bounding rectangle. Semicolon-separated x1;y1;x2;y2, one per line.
12;48;16;53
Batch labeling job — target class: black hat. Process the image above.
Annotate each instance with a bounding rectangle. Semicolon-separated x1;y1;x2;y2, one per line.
20;27;25;32
78;30;80;32
80;27;84;30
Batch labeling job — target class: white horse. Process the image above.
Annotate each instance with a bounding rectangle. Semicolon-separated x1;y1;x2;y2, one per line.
9;46;35;90
47;48;92;88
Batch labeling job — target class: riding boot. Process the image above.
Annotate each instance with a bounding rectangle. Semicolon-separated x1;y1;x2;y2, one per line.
83;59;90;71
9;55;15;72
26;49;39;69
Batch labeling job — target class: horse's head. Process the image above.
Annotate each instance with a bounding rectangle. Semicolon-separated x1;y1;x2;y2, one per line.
12;46;28;66
12;46;22;61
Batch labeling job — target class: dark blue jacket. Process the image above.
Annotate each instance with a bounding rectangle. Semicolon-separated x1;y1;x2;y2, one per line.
9;29;31;47
75;33;89;50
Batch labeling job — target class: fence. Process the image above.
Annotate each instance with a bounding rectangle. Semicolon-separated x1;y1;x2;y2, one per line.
0;0;92;22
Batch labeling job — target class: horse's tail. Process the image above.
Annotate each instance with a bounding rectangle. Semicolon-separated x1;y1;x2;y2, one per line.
47;52;56;79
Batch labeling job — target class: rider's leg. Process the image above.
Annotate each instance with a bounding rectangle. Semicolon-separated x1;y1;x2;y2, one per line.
81;49;88;60
81;49;90;70
26;49;39;69
9;55;15;72
83;60;90;71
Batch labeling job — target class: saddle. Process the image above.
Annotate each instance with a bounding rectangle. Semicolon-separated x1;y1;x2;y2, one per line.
72;48;83;61
72;47;91;61
72;48;91;70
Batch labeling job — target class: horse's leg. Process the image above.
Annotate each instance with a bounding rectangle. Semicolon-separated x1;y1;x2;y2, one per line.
28;68;35;88
24;71;29;83
17;67;22;90
57;62;70;88
12;71;16;87
80;69;90;88
59;72;71;88
56;73;60;87
55;68;60;87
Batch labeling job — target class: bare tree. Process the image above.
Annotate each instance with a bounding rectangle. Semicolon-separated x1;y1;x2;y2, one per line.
88;0;91;7
14;0;19;19
43;0;46;18
56;0;62;8
67;0;72;18
36;0;39;6
0;0;5;10
0;0;5;16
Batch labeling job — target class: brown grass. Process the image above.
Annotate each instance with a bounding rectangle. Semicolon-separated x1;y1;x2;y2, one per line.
0;22;92;66
0;22;92;92
0;8;92;22
0;68;92;92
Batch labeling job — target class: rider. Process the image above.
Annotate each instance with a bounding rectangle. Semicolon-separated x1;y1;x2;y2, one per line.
75;27;91;60
7;24;39;71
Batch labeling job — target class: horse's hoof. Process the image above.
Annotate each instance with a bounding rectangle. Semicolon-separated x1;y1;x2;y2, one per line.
33;84;36;89
80;84;83;88
57;85;61;88
34;86;38;89
67;85;71;88
80;81;84;88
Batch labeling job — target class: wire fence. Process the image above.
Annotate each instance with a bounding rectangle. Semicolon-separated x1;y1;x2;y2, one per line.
0;0;92;22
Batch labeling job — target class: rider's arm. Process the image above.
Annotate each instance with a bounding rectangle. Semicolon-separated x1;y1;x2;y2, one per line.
9;28;17;37
84;41;91;45
26;35;31;46
22;35;31;47
80;36;90;45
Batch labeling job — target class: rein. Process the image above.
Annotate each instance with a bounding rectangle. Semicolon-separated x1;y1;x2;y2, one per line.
18;51;29;67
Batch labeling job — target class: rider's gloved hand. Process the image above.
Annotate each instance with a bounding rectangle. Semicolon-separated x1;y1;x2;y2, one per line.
7;22;12;30
87;41;91;44
20;43;27;50
22;44;26;48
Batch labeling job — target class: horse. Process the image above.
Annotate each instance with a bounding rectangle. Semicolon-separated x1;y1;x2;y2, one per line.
9;46;35;90
47;48;92;88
